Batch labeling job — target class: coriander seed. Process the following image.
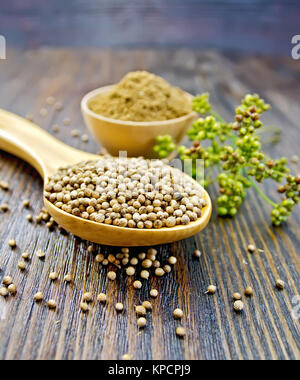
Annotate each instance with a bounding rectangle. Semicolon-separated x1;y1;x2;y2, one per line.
37;250;45;259
233;293;242;301
0;203;9;212
22;252;30;260
248;244;256;253
137;317;147;328
0;287;9;297
18;261;26;271
8;284;17;294
122;354;132;360
173;308;184;319
64;274;72;283
133;280;142;289
26;214;33;222
49;272;58;281
194;249;201;258
168;256;177;265
140;270;150;280
82;292;93;302
97;293;106;303
276;279;285;290
150;289;158;298
34;292;43;302
2;276;13;286
23;199;30;208
48;300;57;309
87;245;94;253
233;300;244;312
8;239;16;248
206;285;217;294
126;267;135;276
155;268;165;277
142;259;152;269
142;301;152;310
95;254;104;263
115;302;124;312
136;305;147;316
107;271;117;281
176;326;186;337
245;287;254;297
80;302;89;312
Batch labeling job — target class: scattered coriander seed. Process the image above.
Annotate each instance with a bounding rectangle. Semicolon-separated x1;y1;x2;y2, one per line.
152;260;160;268
122;248;130;254
176;326;186;337
0;203;9;212
21;252;30;260
0;287;9;297
26;214;33;222
168;256;177;265
8;239;16;248
248;244;256;253
133;280;142;289
137;317;147;328
95;254;104;263
8;284;17;294
155;268;165;277
97;293;107;303
233;293;242;301
36;215;43;224
206;285;217;294
136;305;147;316
107;254;115;263
142;259;152;269
64;274;72;283
194;249;202;258
245;287;254;297
18;261;26;271
276;279;285;290
142;301;152;310
121;258;129;266
49;272;58;281
39;108;48;117
173;308;184;319
2;276;13;286
46;96;55;105
54;102;62;111
140;270;150;280
107;271;117;281
163;265;172;273
37;250;45;259
71;129;79;137
130;257;138;266
23;199;30;208
122;354;132;360
126;267;135;276
82;292;93;302
115;302;124;312
102;259;109;266
34;292;43;302
48;300;57;309
80;302;89;312
25;114;34;122
81;134;89;143
0;180;9;190
52;124;60;133
148;248;157;255
87;245;94;253
63;117;71;126
233;300;244;312
150;289;158;298
290;155;299;164
138;253;146;260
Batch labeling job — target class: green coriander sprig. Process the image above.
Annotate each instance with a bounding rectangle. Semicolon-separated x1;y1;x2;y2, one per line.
153;93;299;226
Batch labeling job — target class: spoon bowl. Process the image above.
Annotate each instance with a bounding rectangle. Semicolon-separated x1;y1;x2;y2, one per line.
0;109;212;246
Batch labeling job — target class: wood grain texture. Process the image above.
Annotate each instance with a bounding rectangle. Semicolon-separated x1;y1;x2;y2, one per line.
0;48;299;360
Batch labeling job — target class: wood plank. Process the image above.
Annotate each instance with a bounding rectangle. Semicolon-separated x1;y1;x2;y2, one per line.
0;49;299;360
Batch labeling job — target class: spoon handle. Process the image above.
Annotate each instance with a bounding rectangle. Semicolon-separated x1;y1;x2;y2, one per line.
0;109;94;178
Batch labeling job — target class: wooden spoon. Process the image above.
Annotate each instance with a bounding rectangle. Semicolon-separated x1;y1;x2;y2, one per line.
0;109;212;246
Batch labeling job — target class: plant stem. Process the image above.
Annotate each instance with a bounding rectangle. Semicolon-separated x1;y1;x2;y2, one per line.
244;171;277;207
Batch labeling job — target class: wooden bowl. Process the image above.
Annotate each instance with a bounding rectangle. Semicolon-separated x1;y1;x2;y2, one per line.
81;85;197;158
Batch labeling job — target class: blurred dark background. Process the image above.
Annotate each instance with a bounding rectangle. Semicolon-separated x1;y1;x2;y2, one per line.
1;0;299;55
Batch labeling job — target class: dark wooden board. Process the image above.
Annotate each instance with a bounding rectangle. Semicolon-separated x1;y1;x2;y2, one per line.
0;49;299;360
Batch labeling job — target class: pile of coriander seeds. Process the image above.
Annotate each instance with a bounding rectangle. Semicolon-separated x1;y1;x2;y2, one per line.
44;156;207;229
